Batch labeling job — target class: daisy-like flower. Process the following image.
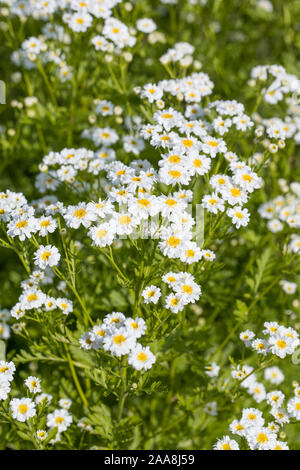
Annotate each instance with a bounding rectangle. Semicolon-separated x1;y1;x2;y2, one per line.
68;12;93;32
0;323;10;340
124;317;146;339
128;344;156;371
0;361;15;382
205;362;220;378
37;216;57;237
229;419;246;437
165;293;186;314
47;408;73;432
140;83;163;103
266;391;285;408
241;408;265;428
103;327;135;357
159;229;191;259
173;278;202;304
268;334;297;358
240;329;255;347
186;153;211;176
88;223;115;247
227;206;250;228
64;203;97;229
33;245;61;270
19;288;46;310
270;441;289;451
201;136;227;157
56;298;73;315
221;185;248;206
233;168;262;193
202;193;225;214
247;427;277;450
249;382;266;403
7;215;37;241
112;212;139;236
200;249;216;262
252;338;269;355
77;417;93;432
204;401;218;416
162;272;181;286
263;321;280;336
271;408;290;425
24;376;41;394
287;397;300;420
35;393;53;406
103;312;126;329
141;285;161;304
79;332;95;350
214;435;239;450
36;430;48;441
10;398;36;422
280;280;297;295
59;398;72;410
136;18;157;34
264;366;285;385
180;242;202;264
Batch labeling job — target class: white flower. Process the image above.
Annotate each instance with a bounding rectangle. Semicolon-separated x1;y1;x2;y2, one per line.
36;430;48;441
136;18;157;34
128;344;156;371
24;376;42;394
141;286;161;304
205;362;220;378
264;366;284;385
214;435;239;450
10;398;36;422
47;408;73;432
33;245;61;269
103;327;135;357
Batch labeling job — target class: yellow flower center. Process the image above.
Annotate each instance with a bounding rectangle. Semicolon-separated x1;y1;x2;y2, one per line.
186;249;195;257
168;155;181;164
257;433;268;443
166;199;177;206
182;139;193;147
221;443;231;450
40;220;50;227
243;174;253;182
182;285;193;294
193;159;202;168
19;404;28;414
167;236;181;247
119;215;131;225
137;352;147;362
27;294;38;302
138;199;150;207
168;170;182;178
16;220;28;228
74;209;86;219
230;188;241;197
97;229;107;238
276;340;287;349
41;251;51;260
113;334;126;345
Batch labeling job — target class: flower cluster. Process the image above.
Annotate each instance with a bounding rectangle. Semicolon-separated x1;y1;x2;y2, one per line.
241;322;300;359
80;312;156;371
